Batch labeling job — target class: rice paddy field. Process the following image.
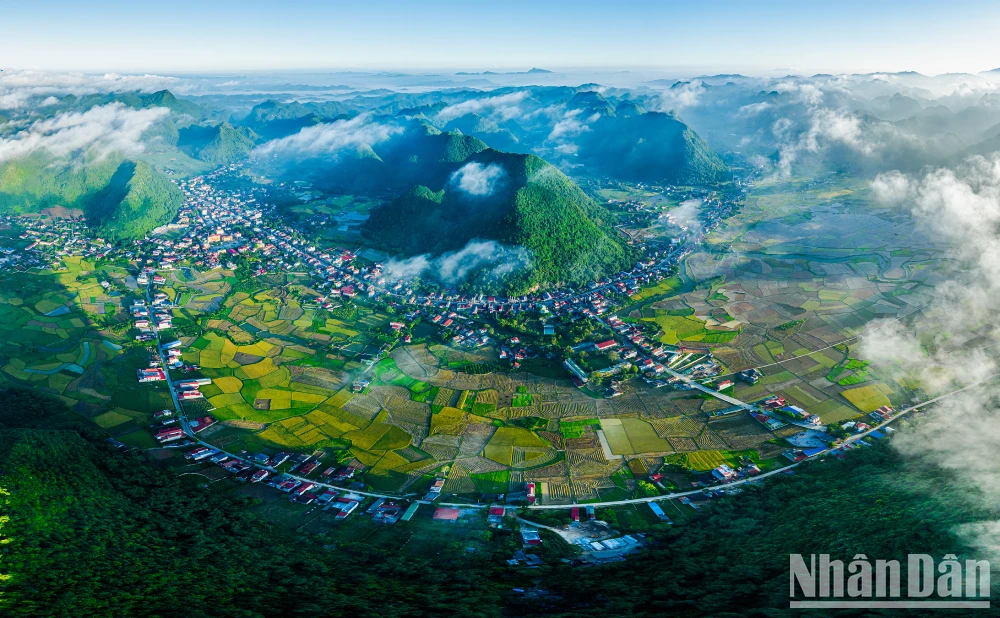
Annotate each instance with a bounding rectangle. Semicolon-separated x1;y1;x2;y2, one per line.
0;171;967;505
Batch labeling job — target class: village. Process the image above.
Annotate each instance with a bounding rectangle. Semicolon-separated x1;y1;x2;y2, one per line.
0;161;907;563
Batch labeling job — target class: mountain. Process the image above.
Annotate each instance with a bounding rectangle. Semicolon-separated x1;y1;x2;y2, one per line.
178;122;259;165
266;119;490;194
0;155;182;239
86;160;184;239
0;154;120;213
363;150;631;292
575;108;730;185
443;113;522;152
240;100;356;140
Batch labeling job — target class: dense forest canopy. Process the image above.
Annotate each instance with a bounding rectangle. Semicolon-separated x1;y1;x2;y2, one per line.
0;388;995;618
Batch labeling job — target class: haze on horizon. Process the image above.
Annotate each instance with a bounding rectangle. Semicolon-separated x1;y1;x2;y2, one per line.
3;0;1000;76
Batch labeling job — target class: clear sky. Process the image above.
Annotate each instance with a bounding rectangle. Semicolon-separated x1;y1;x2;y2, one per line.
3;0;999;75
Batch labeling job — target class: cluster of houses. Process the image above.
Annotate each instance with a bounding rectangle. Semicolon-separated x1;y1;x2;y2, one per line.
153;413;214;444
5;214;114;272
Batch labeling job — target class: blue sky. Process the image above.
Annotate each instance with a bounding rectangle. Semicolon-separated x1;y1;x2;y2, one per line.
3;0;999;75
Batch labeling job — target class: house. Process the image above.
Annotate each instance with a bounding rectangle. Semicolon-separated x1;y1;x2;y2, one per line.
520;528;542;545
189;416;215;432
486;506;506;525
595;339;618;351
401;503;420;521
648;501;672;522
155;427;185;442
335;501;360;519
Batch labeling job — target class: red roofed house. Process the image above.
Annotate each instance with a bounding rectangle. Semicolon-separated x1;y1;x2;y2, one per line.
595;339;618;351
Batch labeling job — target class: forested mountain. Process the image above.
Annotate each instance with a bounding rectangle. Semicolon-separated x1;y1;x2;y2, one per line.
443;113;523;152
178;122;259;164
0;155;182;239
238;99;357;140
0;388;992;618
268;119;491;193
363;150;631;292
85;159;184;239
573;106;730;185
0;389;508;618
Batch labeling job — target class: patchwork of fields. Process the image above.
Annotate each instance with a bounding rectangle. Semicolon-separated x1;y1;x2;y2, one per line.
0;173;956;505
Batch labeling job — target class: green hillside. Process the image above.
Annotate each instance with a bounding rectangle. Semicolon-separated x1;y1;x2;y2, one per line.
178;122;259;164
0;154;120;213
0;389;505;618
274;121;490;194
86;160;184;239
240;99;356;140
0;155;182;239
577;109;730;185
444;113;522;152
363;150;631;292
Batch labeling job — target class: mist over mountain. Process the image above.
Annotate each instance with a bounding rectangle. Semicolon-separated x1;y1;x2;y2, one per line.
364;150;631;292
7;68;1000;256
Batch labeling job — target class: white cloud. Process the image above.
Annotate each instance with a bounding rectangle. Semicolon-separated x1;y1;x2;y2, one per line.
0;69;184;109
435;91;529;124
253;113;401;158
449;162;506;196
657;80;706;111
861;156;1000;547
0;102;169;164
385;239;529;285
737;101;773;117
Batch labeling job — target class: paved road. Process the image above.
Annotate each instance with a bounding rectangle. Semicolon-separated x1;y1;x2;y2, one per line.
522;374;998;509
662;366;755;410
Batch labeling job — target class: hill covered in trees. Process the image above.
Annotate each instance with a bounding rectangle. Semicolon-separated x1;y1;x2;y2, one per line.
0;155;183;239
574;105;730;185
178;122;259;165
363;150;631;292
0;388;993;617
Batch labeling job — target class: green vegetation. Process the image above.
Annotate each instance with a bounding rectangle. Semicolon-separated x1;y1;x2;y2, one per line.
0;156;183;239
575;106;730;185
178;122;259;165
363;150;631;293
87;160;185;239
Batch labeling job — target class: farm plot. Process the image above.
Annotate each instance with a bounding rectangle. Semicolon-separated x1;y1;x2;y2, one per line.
598;418;673;456
482;427;547;466
841;383;892;413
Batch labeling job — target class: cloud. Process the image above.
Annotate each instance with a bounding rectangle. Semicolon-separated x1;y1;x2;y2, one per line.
547;108;591;141
861;155;1000;547
435;91;530;124
384;239;530;285
0;102;169;164
871;170;912;203
737;101;773;117
0;69;184;109
253;113;401;158
449;162;506;196
656;80;706;111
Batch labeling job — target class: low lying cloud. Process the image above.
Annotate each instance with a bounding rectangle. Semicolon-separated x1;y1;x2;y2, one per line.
435;91;529;124
0;102;169;164
737;101;773;117
0;69;184;109
253;113;401;158
449;162;506;196
862;156;1000;547
385;239;530;285
656;80;706;111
